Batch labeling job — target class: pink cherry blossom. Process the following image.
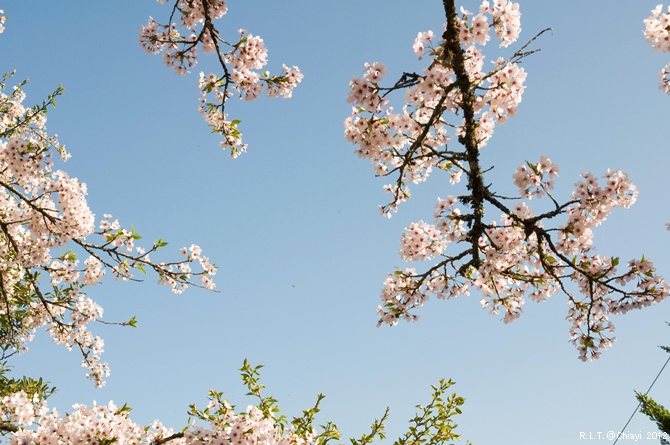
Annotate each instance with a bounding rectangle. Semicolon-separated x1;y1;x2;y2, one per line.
141;1;301;156
644;5;670;96
0;76;217;386
349;1;668;361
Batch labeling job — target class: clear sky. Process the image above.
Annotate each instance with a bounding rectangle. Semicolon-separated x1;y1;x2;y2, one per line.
2;1;670;444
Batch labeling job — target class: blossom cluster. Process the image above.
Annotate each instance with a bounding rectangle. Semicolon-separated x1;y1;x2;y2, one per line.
377;156;669;360
1;391;40;427
0;76;217;386
646;6;670;229
458;1;522;47
197;59;302;158
557;170;638;255
139;0;228;71
2;392;320;445
512;155;559;199
0;360;469;445
140;1;301;157
399;220;447;262
644;4;670;95
344;0;525;216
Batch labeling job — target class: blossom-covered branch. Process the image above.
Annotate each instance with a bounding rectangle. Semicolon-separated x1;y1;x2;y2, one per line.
2;361;469;445
0;72;217;387
140;0;302;157
346;0;669;361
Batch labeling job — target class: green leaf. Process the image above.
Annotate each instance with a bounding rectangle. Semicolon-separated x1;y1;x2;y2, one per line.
115;402;132;414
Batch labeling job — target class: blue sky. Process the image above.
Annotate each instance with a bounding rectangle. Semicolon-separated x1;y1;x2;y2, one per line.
2;1;670;444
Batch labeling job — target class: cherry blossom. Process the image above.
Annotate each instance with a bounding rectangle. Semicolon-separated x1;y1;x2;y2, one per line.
0;74;217;387
345;1;531;218
349;0;668;361
0;3;668;445
0;362;468;445
644;4;670;95
413;30;435;59
513;155;559;199
140;1;301;157
645;6;670;231
399;220;448;262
